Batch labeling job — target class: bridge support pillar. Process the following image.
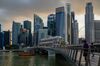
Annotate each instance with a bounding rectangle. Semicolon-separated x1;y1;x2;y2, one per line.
48;50;55;56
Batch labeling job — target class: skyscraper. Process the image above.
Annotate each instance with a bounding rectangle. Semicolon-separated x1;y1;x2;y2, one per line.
18;28;29;47
85;2;94;43
24;20;31;33
0;24;1;32
12;21;21;45
47;14;56;36
94;20;100;43
34;14;44;46
38;29;48;43
3;30;11;49
24;20;32;46
0;32;3;49
72;20;79;45
56;7;66;42
71;11;75;44
66;3;72;44
34;14;44;33
71;11;79;45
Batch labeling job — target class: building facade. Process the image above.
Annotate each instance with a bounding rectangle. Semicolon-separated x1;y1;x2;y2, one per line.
0;32;3;49
94;20;100;43
71;12;79;45
24;20;32;46
66;3;72;44
12;21;21;45
18;28;29;47
85;2;94;43
47;14;56;36
56;7;66;42
34;14;44;33
38;29;48;43
72;20;79;45
39;36;63;48
0;24;1;32
3;30;11;49
34;14;44;46
24;20;31;33
71;12;75;44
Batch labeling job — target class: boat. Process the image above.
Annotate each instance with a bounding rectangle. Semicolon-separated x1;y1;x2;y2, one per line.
18;51;35;56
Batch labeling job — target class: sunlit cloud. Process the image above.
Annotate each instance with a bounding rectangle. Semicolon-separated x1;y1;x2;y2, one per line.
95;15;100;20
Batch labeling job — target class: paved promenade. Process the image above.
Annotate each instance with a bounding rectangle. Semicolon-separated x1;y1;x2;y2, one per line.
76;52;100;66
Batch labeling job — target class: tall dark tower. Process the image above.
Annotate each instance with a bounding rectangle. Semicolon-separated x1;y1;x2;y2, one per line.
85;2;94;43
56;7;66;42
34;14;44;46
12;21;21;45
66;3;71;44
24;20;32;46
24;20;31;33
47;14;56;36
4;30;11;49
71;12;75;44
0;24;1;32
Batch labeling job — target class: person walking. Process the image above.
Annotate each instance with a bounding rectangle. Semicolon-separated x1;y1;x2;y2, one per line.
83;40;90;66
91;42;95;57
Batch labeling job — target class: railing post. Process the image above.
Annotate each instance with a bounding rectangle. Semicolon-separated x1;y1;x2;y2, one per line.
78;50;83;66
68;49;71;57
72;50;75;60
71;50;74;60
69;50;72;58
66;48;69;55
70;50;73;60
98;55;100;66
74;50;78;62
66;49;68;55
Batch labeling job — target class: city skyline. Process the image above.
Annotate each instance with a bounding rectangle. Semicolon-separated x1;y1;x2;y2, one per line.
0;0;100;38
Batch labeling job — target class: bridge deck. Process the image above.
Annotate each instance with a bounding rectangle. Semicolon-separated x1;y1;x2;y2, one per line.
76;52;100;66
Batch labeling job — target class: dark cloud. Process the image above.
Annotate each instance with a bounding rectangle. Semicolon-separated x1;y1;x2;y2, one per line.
0;0;100;31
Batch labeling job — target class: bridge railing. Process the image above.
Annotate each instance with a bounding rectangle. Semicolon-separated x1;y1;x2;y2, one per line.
62;44;100;66
38;44;100;66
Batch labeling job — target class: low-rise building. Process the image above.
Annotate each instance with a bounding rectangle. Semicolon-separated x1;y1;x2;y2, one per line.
39;36;64;48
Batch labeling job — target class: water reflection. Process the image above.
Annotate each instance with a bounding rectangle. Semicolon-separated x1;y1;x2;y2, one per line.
48;56;55;66
0;52;70;66
0;52;13;66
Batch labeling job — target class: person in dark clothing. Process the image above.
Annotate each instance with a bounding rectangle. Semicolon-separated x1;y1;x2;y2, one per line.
91;42;95;57
83;40;89;57
83;40;89;66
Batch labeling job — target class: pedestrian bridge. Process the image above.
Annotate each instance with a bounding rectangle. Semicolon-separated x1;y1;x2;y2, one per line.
26;44;100;66
0;44;100;66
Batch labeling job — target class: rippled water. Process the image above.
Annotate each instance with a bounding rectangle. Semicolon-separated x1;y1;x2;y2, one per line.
0;52;70;66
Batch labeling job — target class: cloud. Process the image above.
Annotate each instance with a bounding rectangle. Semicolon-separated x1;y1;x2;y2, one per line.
0;0;100;31
67;0;100;15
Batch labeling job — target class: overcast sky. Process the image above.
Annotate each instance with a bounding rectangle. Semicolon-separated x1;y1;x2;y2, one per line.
0;0;100;38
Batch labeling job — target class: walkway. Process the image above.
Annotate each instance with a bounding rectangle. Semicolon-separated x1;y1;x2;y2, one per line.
76;52;100;66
